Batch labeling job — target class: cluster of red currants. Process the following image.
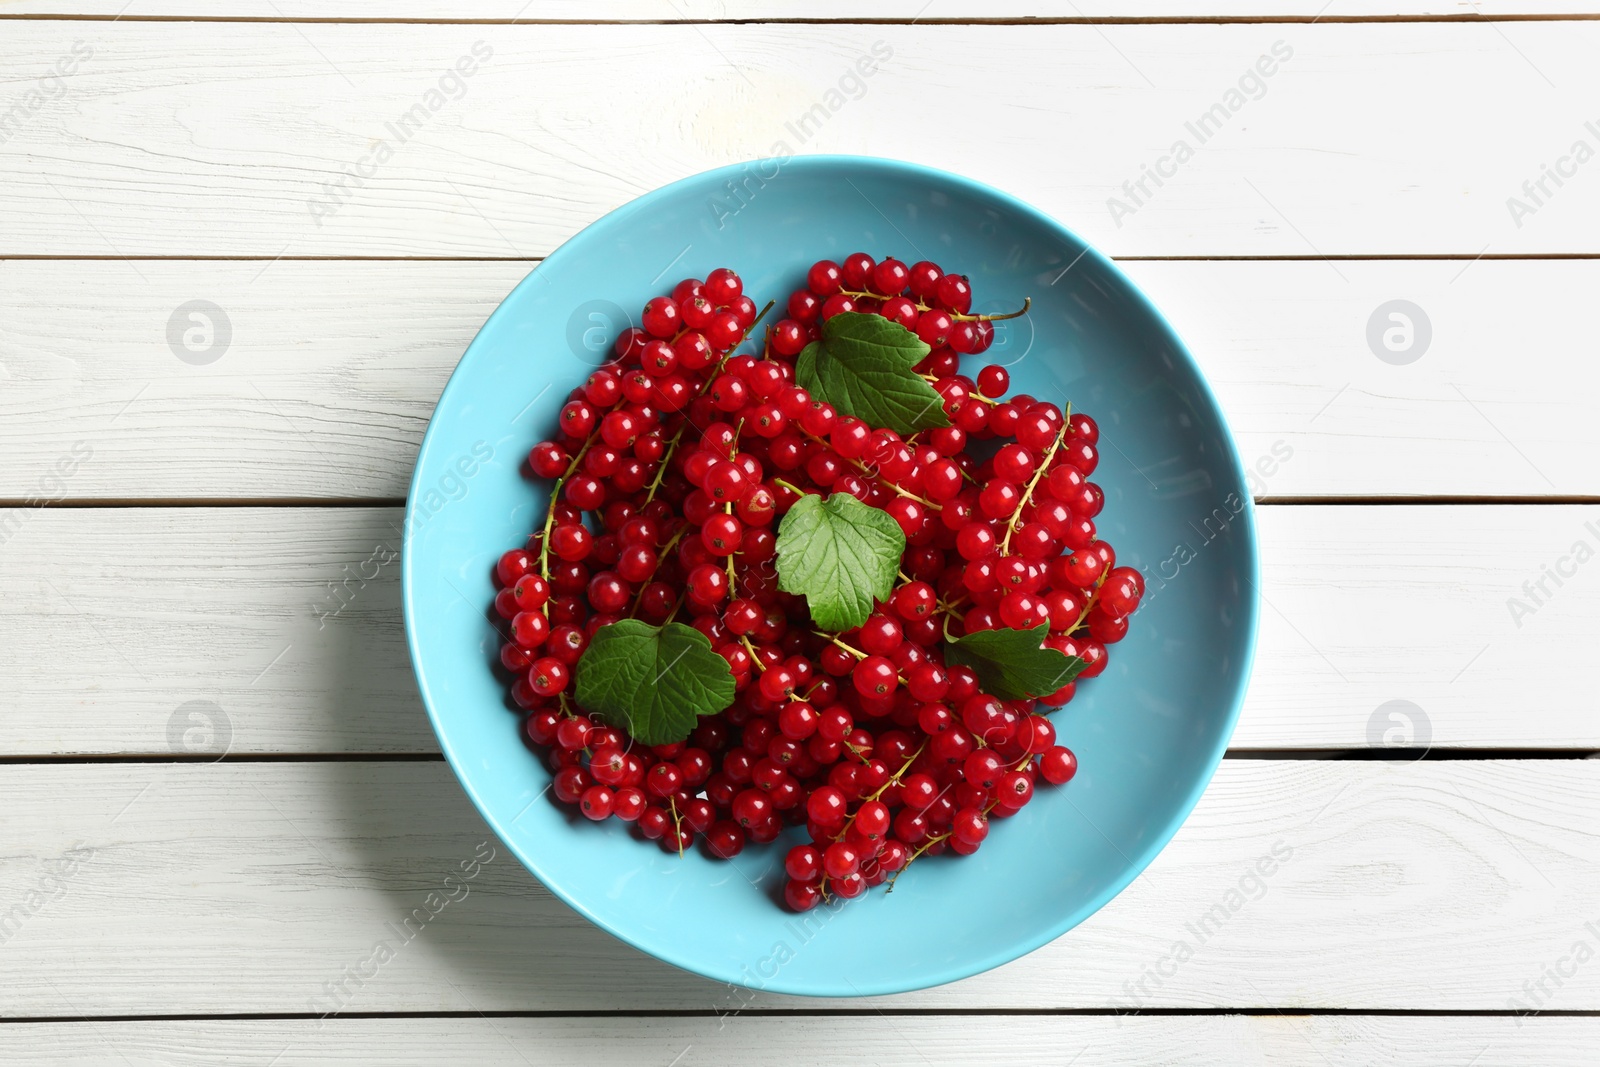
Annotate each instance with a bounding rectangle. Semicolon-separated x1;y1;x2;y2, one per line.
767;252;1002;365
492;258;1143;910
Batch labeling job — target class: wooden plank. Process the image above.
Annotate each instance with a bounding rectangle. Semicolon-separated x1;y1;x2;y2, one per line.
3;504;1595;756
0;759;1594;1013
5;2;1598;20
2;23;1598;257
0;507;436;756
3;258;1595;501
0;1015;1594;1067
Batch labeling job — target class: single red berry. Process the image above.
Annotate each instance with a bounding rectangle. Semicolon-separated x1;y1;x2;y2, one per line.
732;788;773;827
851;655;898;698
822;841;861;880
579;786;613;820
934;274;972;314
806;785;848;826
840;252;875;289
704;267;742;305
807;260;843;296
785;879;822;911
528;657;569;697
510;610;550;649
785;843;822;882
952;807;988;844
497;549;534;586
871;257;910;296
706;820;746;859
907;260;942;298
1040;745;1078;784
641;296;680;339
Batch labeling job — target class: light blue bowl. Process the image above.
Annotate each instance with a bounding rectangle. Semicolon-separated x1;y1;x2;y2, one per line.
403;156;1258;998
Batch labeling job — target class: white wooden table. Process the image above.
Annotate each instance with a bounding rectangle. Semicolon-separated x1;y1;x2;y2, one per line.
3;3;1598;1063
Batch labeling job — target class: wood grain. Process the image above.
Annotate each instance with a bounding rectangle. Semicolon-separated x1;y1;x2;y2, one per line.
5;1;1598;20
3;503;1594;755
2;23;1597;257
0;759;1594;1014
0;1015;1593;1067
3;258;1594;501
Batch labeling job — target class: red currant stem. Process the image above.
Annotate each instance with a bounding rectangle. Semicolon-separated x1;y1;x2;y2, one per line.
659;524;689;560
817;633;909;686
723;502;738;586
555;690;579;721
662;591;687;626
669;795;685;858
826;738;931;842
739;633;766;673
797;429;942;510
704;303;776;381
923;374;999;406
819;633;866;659
628;526;687;614
641;422;686;505
999;421;1068;555
885;830;953;893
837;288;1030;323
936;596;969;643
960;296;1030;323
771;477;810;497
1067;563;1110;634
538;430;601;588
866;740;927;803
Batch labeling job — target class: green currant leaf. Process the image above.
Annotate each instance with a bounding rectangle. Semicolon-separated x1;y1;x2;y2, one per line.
574;619;735;746
943;624;1084;701
775;491;906;632
795;311;951;435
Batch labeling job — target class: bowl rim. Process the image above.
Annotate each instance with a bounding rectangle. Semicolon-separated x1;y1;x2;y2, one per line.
402;153;1261;998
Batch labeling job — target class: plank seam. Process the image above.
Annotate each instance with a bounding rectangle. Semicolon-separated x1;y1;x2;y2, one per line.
5;14;1600;25
6;254;1600;263
0;1008;1594;1023
12;498;1598;510
0;752;1592;764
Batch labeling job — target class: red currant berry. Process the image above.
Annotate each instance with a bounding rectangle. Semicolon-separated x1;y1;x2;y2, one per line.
807;260;843;296
934;274;972;314
907;260;942;298
579;785;613;820
785;878;822;911
822;841;861;880
1040;746;1078;784
871;257;910;296
851;655;898;698
641;296;680;339
706;820;746;859
841;252;875;290
527;657;569;697
704;267;742;305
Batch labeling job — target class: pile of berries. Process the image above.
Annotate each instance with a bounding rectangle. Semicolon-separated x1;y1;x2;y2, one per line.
491;256;1144;911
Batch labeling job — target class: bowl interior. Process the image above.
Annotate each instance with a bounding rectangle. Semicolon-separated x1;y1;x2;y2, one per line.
402;156;1258;998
